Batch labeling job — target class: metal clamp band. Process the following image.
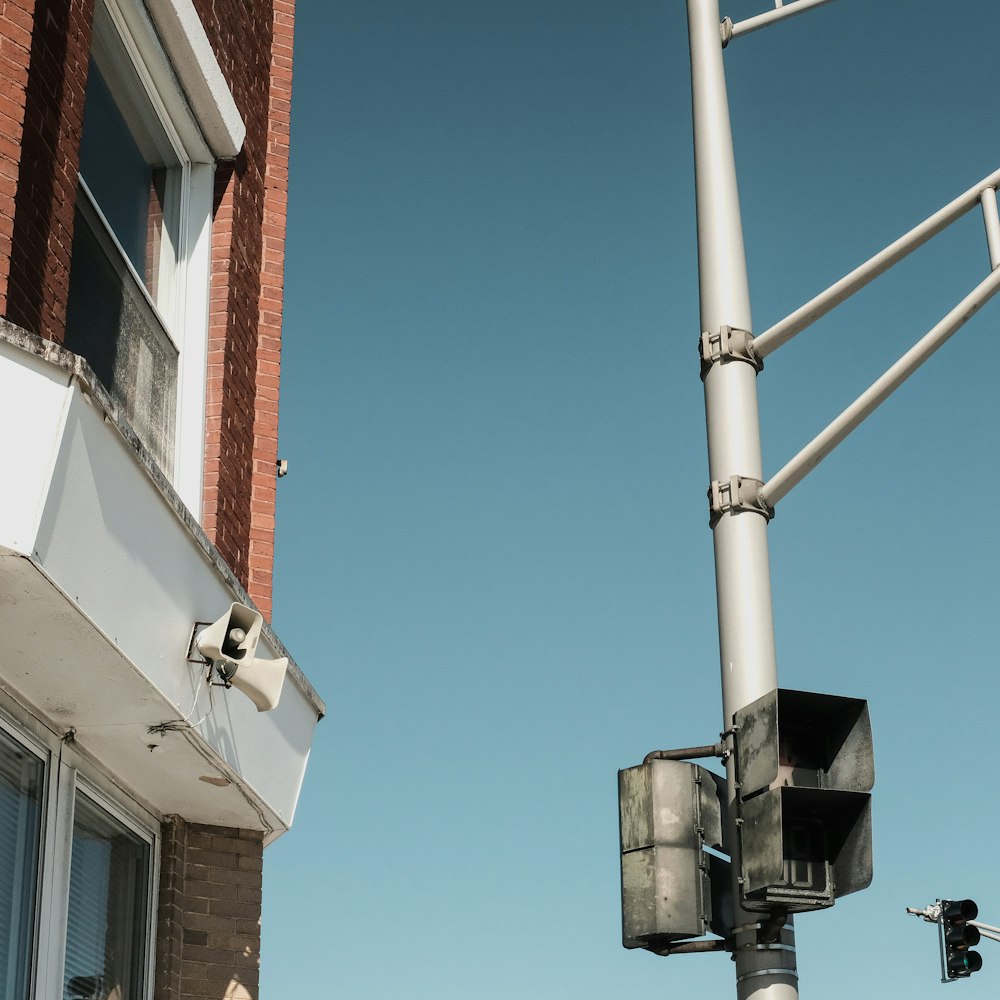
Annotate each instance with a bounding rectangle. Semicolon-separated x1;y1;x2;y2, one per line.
708;475;774;525
735;968;799;986
699;325;762;379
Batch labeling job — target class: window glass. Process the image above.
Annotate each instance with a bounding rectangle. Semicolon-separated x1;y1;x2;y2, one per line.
77;57;174;290
64;0;183;477
64;794;150;1000
0;730;43;1000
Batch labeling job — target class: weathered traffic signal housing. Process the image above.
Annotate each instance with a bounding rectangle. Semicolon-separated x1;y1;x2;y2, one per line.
733;688;874;913
618;760;730;950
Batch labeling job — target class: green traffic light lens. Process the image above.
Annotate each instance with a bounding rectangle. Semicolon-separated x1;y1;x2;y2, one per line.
947;951;983;977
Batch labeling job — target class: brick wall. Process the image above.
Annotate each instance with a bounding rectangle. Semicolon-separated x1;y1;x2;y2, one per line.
248;0;294;618
156;818;265;1000
5;0;92;341
0;0;36;315
198;0;292;620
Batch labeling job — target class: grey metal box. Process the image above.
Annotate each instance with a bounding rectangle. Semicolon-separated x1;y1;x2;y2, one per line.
618;760;725;948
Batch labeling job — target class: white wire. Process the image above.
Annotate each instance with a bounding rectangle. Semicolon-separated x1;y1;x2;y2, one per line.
148;665;216;734
185;676;216;730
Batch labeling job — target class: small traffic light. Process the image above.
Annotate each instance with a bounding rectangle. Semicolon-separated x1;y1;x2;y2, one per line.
940;899;983;980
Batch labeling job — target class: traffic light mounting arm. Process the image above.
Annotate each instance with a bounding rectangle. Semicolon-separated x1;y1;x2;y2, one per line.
969;920;1000;945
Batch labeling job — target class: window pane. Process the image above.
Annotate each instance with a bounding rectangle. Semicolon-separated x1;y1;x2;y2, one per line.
64;198;179;478
0;730;43;1000
64;795;150;1000
78;1;179;303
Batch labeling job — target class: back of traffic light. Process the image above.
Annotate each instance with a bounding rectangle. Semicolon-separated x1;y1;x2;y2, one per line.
940;899;983;981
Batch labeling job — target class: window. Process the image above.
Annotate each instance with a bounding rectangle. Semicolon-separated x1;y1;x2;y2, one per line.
0;715;157;1000
0;729;43;1000
65;0;215;515
64;794;151;1000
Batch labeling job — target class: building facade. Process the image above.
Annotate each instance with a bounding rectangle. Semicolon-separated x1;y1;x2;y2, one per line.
0;1;320;998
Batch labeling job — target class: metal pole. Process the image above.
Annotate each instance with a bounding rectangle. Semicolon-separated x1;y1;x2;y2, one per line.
728;0;837;41
686;3;797;999
981;187;1000;270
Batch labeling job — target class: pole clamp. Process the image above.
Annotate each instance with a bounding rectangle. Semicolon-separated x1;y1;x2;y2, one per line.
735;968;799;986
708;475;774;526
699;326;762;380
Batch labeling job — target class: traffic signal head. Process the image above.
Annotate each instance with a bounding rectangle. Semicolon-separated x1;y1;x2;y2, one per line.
618;760;729;950
732;688;874;912
940;899;983;980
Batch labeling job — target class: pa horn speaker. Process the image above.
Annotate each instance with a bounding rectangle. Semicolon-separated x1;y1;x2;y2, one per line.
228;653;289;713
195;603;288;712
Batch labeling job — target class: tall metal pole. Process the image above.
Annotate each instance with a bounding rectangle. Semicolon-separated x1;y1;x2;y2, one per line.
686;2;798;998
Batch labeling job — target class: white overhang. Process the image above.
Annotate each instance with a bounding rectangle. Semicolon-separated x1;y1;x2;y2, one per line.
0;325;322;843
137;0;247;159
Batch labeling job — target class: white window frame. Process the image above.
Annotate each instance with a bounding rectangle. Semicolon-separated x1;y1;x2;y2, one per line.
0;708;160;1000
79;0;216;519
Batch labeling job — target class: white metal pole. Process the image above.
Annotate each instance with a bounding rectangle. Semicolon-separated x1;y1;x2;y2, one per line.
981;187;1000;270
686;3;797;998
728;0;836;41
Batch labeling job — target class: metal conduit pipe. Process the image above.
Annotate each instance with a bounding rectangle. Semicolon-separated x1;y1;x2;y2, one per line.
642;743;726;765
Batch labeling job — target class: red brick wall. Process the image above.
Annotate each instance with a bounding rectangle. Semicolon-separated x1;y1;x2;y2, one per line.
249;0;294;618
5;0;92;341
0;0;36;314
198;0;291;619
155;818;264;1000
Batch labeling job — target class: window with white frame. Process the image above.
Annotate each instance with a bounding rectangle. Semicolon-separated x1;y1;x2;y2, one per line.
64;793;152;1000
0;728;43;1000
64;0;215;515
0;717;157;1000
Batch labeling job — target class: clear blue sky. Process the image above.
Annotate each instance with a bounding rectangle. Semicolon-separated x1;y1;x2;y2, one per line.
263;2;1000;996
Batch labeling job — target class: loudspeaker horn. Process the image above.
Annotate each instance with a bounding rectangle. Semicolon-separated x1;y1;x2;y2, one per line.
195;603;287;712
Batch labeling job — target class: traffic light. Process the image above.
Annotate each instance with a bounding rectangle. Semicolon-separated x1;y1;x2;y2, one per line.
618;760;730;950
940;899;983;980
732;688;874;912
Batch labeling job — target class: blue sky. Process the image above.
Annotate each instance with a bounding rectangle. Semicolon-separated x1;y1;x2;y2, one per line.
263;2;1000;996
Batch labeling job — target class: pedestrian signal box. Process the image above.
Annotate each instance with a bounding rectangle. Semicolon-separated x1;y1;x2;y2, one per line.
733;688;874;913
618;760;729;950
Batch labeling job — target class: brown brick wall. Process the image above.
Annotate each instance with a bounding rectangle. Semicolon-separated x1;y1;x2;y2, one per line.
155;817;264;1000
198;0;292;619
6;0;91;341
0;0;36;314
248;0;294;618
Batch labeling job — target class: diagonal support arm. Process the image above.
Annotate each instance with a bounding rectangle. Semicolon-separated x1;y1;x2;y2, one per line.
760;265;1000;508
725;0;837;43
754;167;1000;358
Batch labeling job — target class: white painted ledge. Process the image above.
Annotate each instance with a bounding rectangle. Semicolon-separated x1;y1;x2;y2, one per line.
144;0;247;158
0;324;321;841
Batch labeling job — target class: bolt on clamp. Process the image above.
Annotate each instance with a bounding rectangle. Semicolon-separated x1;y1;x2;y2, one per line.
708;475;774;526
699;325;763;380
